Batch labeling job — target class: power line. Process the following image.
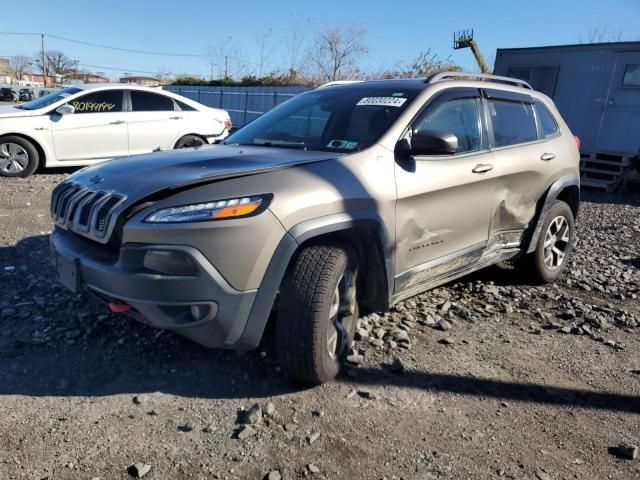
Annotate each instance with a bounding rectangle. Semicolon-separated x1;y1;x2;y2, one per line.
0;31;205;58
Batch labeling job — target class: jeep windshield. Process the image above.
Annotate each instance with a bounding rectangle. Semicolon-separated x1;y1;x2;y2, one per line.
225;86;420;152
16;86;82;110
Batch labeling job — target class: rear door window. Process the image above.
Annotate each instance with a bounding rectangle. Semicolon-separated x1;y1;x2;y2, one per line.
70;90;124;114
534;102;559;138
487;98;537;147
130;91;175;111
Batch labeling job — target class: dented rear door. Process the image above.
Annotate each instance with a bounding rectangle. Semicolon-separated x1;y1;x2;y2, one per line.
483;89;557;247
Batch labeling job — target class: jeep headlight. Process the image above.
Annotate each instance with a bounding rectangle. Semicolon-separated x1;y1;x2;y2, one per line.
144;195;269;223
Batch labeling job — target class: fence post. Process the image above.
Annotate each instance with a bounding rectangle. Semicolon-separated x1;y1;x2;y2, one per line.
219;90;223;109
243;91;249;126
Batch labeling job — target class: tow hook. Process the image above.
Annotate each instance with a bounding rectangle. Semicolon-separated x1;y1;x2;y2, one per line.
108;302;131;313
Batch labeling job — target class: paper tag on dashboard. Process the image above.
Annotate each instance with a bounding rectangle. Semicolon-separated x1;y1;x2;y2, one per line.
356;97;407;107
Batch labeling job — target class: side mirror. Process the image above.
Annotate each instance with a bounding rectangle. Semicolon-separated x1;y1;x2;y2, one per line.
411;129;458;156
55;104;75;115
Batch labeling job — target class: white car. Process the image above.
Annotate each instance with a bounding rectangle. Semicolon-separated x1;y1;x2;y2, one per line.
0;84;232;177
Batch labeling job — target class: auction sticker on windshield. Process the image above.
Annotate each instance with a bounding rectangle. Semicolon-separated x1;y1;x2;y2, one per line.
356;97;407;107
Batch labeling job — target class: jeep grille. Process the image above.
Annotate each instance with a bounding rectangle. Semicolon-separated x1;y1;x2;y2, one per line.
51;182;126;242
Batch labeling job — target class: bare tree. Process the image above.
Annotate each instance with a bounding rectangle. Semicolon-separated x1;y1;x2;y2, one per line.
45;50;76;78
9;55;32;81
206;36;249;79
309;25;369;82
374;49;461;79
284;21;307;76
155;68;174;82
255;28;273;77
580;25;625;43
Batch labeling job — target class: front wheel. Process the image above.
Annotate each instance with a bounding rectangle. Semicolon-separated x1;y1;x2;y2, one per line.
519;200;575;284
174;135;206;149
277;244;359;384
0;136;39;178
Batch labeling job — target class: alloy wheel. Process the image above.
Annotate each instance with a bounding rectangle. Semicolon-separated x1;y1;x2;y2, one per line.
0;142;29;174
326;270;357;359
543;215;570;270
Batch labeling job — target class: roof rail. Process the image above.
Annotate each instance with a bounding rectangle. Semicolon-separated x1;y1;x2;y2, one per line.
316;80;363;89
427;71;533;90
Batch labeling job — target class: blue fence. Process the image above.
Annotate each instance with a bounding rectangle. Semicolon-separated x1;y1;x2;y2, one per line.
165;85;314;128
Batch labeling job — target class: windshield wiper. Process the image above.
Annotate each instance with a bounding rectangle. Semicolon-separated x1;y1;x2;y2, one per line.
256;141;308;151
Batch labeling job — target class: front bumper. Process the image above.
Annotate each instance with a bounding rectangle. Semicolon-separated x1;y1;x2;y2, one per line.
50;228;257;349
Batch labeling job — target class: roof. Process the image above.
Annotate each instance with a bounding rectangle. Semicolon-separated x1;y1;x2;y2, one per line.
497;40;640;53
76;83;164;92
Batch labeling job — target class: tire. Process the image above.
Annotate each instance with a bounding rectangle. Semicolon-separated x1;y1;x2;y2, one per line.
174;135;206;149
0;136;39;178
519;200;575;284
277;244;359;384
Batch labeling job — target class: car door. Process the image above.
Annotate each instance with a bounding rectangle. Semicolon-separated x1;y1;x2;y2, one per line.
127;90;182;155
394;88;496;292
50;89;128;162
482;89;557;244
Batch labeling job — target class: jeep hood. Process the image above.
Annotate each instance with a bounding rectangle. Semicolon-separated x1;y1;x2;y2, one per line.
65;144;343;202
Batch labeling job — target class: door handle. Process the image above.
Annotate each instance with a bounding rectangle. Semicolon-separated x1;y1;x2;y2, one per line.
472;163;494;174
109;120;125;125
169;116;182;120
540;153;555;161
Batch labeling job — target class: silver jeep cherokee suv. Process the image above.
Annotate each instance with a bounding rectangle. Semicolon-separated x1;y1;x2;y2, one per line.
50;72;580;384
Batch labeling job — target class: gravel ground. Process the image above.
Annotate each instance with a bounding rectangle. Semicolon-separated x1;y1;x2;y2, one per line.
0;172;639;480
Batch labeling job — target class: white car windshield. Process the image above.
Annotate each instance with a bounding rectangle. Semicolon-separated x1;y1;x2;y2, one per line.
17;87;83;111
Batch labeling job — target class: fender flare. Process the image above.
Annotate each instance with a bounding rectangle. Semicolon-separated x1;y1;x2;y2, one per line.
236;211;394;350
526;174;580;254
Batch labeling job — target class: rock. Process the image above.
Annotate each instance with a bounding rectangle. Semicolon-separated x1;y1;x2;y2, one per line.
389;357;405;373
264;402;276;416
284;423;298;433
308;431;320;444
203;423;215;433
370;338;384;347
439;300;452;314
604;340;617;348
127;463;151;478
355;328;369;341
357;390;377;400
438;337;455;345
393;329;410;342
240;403;262;425
1;307;17;318
535;471;552;480
132;394;148;405
308;463;320;474
373;327;386;339
558;326;572;334
346;353;364;365
265;471;281;480
617;442;638;460
237;425;257;440
178;422;194;432
438;319;452;331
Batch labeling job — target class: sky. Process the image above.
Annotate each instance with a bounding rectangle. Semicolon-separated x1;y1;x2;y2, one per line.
1;0;639;80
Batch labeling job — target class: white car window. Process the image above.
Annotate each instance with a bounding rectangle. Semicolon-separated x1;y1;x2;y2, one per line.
69;91;124;114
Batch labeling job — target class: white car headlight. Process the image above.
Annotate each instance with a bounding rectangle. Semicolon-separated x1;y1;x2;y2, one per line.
144;195;268;223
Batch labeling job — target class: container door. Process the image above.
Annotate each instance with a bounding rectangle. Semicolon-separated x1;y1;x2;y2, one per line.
596;51;640;155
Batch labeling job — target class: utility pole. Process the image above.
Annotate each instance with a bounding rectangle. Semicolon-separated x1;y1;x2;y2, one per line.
453;29;490;74
41;33;47;87
224;55;228;79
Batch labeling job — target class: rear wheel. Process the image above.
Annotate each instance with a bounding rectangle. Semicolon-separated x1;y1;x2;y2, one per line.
0;136;39;178
519;200;575;283
175;135;206;149
277;244;359;384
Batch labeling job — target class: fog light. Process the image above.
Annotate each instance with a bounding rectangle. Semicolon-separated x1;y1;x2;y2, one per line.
143;250;198;276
